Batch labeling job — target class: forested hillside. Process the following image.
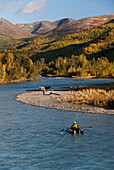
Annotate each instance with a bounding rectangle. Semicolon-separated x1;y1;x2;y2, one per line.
14;20;114;62
0;20;114;83
0;35;18;50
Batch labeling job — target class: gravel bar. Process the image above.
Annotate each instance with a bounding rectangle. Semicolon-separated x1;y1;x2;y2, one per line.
15;91;114;114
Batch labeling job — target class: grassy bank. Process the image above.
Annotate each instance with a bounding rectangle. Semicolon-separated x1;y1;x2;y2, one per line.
58;82;114;109
70;82;114;91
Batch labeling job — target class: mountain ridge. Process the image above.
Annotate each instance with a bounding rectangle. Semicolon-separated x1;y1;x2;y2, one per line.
0;18;33;39
16;18;75;35
16;14;114;36
0;14;114;39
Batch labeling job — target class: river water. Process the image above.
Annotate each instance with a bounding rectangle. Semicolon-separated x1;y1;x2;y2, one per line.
0;78;114;170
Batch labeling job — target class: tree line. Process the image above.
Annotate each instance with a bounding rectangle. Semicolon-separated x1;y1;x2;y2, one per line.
0;20;114;82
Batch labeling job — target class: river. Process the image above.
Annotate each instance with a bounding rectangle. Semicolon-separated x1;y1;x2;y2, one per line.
0;78;114;170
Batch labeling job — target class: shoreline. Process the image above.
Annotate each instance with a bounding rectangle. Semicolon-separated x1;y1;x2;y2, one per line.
15;90;114;115
1;77;113;84
0;78;35;84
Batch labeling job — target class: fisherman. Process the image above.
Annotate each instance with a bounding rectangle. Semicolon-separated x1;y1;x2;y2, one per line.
70;121;78;130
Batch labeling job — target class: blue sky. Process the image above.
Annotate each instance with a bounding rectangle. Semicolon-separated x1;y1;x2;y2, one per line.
0;0;113;24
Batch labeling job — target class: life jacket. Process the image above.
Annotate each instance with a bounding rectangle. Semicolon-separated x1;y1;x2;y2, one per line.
71;123;78;129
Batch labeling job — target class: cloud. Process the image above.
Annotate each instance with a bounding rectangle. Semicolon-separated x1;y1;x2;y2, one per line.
6;1;21;11
1;0;23;13
20;0;47;14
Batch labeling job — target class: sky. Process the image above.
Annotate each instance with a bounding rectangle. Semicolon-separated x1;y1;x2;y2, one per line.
0;0;113;24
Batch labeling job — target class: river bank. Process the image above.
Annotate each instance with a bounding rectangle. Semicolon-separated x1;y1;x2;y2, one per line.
15;89;114;114
0;77;35;84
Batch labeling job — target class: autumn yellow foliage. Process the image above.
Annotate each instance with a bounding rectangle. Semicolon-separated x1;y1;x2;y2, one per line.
59;89;114;109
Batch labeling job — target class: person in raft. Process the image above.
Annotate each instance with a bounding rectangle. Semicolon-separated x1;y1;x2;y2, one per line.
70;121;78;130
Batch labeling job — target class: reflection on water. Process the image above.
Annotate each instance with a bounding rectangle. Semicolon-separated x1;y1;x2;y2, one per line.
0;78;114;169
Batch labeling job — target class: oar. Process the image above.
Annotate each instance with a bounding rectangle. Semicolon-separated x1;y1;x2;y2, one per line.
60;129;66;132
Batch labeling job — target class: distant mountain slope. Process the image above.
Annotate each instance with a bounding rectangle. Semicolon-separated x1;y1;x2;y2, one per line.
16;15;114;36
49;15;114;36
0;15;114;40
16;18;75;35
0;18;33;39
